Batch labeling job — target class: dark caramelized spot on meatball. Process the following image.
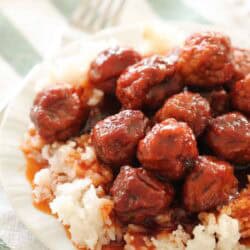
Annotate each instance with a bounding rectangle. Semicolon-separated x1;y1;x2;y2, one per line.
183;156;238;213
30;86;86;142
200;88;230;117
231;48;250;80
206;112;250;164
178;32;234;87
116;55;183;110
83;95;121;133
137;118;198;180
92;110;149;167
110;166;174;224
88;46;141;94
231;75;250;115
155;91;211;136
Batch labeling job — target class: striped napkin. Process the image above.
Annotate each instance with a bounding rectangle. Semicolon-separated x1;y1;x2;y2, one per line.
0;0;208;114
0;0;207;249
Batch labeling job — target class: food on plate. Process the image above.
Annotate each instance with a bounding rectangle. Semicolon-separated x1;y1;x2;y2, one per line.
206;112;250;164
89;46;141;94
155;91;211;136
110;166;174;224
231;74;250;114
116;55;183;109
30;86;86;142
222;181;250;239
183;156;238;212
92;110;149;166
231;48;250;80
137;118;198;180
21;30;250;250
83;95;121;133
199;88;230;117
178;32;234;87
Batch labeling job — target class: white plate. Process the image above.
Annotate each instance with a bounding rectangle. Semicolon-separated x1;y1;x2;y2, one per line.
183;0;250;37
0;21;249;250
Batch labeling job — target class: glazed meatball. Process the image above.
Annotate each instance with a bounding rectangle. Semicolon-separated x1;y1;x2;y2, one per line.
116;55;183;110
92;110;149;166
30;86;86;142
137;118;198;180
178;32;234;87
155;92;211;136
183;156;238;213
201;88;230;117
110;166;174;224
231;48;250;80
206;112;250;164
231;75;250;114
88;46;141;94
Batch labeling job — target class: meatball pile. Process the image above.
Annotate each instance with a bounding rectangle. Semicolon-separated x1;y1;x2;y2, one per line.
30;31;250;228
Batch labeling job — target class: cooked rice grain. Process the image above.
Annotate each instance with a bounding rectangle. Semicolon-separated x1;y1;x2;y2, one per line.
50;178;116;250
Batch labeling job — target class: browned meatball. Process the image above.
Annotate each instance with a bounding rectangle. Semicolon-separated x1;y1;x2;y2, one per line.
137;118;198;180
201;88;230;117
206;112;250;164
231;48;250;80
92;110;149;166
110;166;174;224
88;46;141;94
30;86;86;142
178;32;234;87
116;55;183;110
231;75;250;115
183;156;238;213
155;92;211;136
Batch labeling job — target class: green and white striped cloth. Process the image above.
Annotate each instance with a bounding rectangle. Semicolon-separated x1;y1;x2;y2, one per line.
0;0;207;113
0;0;77;114
0;1;208;249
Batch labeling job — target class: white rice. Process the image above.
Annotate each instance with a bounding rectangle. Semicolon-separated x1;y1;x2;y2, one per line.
124;213;245;250
33;141;77;202
124;232;154;250
80;145;96;164
152;226;190;250
87;88;104;106
50;178;116;250
33;168;53;202
32;134;113;201
41;141;77;181
185;213;244;250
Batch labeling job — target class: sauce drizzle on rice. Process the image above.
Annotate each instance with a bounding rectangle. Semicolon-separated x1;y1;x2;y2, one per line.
25;156;51;214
